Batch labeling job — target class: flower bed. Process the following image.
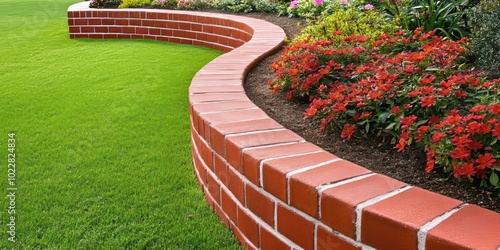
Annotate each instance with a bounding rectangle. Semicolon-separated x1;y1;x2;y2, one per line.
68;2;500;249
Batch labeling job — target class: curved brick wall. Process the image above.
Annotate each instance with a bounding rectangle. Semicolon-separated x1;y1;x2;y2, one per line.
68;2;500;249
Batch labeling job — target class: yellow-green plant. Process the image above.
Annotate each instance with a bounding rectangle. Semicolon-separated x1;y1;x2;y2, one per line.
119;0;152;8
293;8;400;43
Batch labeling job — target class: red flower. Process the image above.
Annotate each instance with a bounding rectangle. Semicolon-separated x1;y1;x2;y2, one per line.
341;123;356;140
461;163;476;178
493;123;500;139
408;90;420;97
450;134;472;147
475;153;496;170
490;103;500;114
391;106;401;114
395;138;406;152
432;132;446;144
466;121;480;135
419;74;436;85
420;96;436;107
466;138;483;151
444;114;461;126
451;146;470;161
426;160;435;173
400;115;417;130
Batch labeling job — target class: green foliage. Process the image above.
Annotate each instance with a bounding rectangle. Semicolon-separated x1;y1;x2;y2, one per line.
468;0;500;73
177;0;210;10
293;8;400;43
380;0;472;40
118;0;152;8
151;0;177;8
214;0;256;12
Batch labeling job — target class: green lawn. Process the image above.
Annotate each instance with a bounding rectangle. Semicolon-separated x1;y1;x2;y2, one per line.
0;0;240;248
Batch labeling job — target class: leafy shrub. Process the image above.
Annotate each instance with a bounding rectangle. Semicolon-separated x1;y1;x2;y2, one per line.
177;0;210;9
254;0;279;12
269;28;500;188
293;8;400;43
118;0;152;8
380;0;471;40
214;0;255;12
89;0;107;8
151;0;178;8
468;0;500;74
285;0;357;18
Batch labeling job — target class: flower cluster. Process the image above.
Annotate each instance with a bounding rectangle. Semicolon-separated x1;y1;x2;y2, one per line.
269;27;500;187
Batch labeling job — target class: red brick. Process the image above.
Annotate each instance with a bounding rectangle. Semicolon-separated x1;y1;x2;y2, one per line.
95;26;108;33
146;12;157;19
203;185;215;210
109;26;123;33
221;188;237;223
203;25;213;33
230;221;246;248
75;19;87;25
166;21;178;29
262;151;336;202
290;160;371;218
157;12;168;20
362;187;462;250
193;151;206;186
89;34;103;39
81;26;94;33
237;205;260;247
184;31;197;39
242;142;321;185
88;18;101;25
200;140;213;171
142;19;155;27
189;93;247;104
215;203;229;228
260;226;290;250
69;26;80;33
211;118;282;157
129;11;142;19
207;34;218;43
102;18;114;25
316;225;360;250
426;205;500;249
123;27;135;34
129;19;141;26
206;172;221;205
173;30;185;38
277;203;314;250
149;28;160;35
103;34;117;39
160;29;172;37
155;20;167;28
321;174;406;238
246;185;274;227
191;101;255;114
115;19;128;25
226;130;303;171
136;27;148;35
214;154;229;187
228;167;245;204
192;23;202;31
197;32;207;41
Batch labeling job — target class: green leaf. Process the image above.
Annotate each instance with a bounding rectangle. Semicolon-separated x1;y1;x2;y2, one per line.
425;66;439;71
416;119;429;126
480;179;488;188
386;122;397;130
365;122;370;133
490;171;499;186
378;112;392;124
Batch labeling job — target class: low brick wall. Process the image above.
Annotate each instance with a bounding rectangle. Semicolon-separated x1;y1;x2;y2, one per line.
68;2;500;249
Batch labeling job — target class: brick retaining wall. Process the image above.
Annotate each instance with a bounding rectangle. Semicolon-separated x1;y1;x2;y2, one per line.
68;2;500;249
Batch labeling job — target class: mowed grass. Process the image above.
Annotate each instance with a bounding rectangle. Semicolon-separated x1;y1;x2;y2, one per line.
0;0;240;249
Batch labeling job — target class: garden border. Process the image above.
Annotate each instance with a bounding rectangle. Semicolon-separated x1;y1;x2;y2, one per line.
68;2;500;249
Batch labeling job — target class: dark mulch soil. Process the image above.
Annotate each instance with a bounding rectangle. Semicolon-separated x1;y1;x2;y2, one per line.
239;12;499;213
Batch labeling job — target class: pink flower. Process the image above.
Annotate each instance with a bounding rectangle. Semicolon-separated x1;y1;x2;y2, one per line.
364;3;374;9
290;0;299;8
314;0;323;6
340;0;347;4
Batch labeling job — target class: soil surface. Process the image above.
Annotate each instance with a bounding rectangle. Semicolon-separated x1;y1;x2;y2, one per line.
239;12;499;213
